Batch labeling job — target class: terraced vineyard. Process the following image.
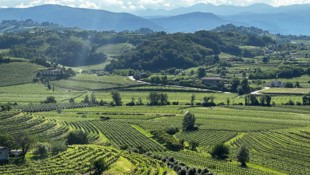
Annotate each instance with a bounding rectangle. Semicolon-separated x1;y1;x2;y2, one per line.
62;120;100;142
155;151;278;175
0;112;68;140
176;130;237;147
229;130;310;175
91;120;165;151
17;102;96;112
0;145;174;174
1;96;310;175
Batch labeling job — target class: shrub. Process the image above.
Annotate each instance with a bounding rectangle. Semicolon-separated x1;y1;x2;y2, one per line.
51;141;67;155
33;142;50;157
120;145;128;150
42;96;56;103
165;127;179;135
151;131;183;151
189;141;199;151
92;158;107;174
66;131;89;145
172;102;179;105
284;100;295;106
211;144;229;160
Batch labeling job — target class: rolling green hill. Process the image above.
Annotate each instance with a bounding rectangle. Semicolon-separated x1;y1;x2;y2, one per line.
0;62;44;86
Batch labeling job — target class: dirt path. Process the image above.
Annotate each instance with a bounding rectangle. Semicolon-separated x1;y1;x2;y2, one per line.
251;87;270;95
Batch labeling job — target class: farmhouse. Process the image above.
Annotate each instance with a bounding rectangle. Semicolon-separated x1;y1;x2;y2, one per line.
202;77;224;86
40;69;63;76
267;81;285;87
0;146;9;163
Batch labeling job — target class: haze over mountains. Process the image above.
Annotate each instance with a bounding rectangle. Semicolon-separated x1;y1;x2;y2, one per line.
0;3;310;35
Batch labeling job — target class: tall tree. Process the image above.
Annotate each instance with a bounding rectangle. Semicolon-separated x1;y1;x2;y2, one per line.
237;146;250;167
90;93;97;104
302;93;310;105
240;78;250;94
182;111;196;131
0;134;16;149
83;95;90;103
190;94;196;106
15;132;33;160
231;78;240;92
111;90;122;106
197;67;206;78
159;93;168;105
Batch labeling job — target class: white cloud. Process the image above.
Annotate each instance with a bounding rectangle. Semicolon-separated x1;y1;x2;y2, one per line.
2;0;310;11
79;1;98;9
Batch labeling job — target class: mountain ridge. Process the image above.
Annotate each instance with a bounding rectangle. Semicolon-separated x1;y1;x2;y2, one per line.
0;4;163;31
1;4;310;35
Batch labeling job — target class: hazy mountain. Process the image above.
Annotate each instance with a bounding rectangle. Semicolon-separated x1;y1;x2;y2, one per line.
134;3;310;35
133;3;310;16
150;12;231;33
0;4;310;35
133;3;275;16
0;5;163;31
223;13;310;35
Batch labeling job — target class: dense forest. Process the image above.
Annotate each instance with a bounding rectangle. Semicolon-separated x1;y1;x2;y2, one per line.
106;29;275;71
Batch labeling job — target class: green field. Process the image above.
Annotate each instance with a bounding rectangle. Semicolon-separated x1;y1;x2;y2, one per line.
0;144;175;175
1;73;310;175
52;74;142;91
29;104;310;175
0;62;44;86
262;88;310;95
0;83;84;104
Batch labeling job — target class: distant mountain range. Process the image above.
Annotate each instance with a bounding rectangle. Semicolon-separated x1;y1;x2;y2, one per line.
150;12;230;33
0;5;163;31
134;3;310;16
0;4;310;35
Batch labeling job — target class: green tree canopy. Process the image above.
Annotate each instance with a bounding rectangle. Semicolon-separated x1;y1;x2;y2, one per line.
211;144;230;160
111;90;122;106
238;146;250;167
66;131;89;145
182;111;196;131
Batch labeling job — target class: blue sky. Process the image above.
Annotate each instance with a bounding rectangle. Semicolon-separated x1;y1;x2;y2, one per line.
0;0;310;11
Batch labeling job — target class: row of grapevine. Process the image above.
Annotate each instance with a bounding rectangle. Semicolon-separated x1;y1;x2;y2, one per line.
0;112;69;140
91;120;165;152
230;131;310;175
16;103;96;112
155;151;277;175
0;145;119;174
176;130;237;146
62;120;100;142
122;152;173;175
